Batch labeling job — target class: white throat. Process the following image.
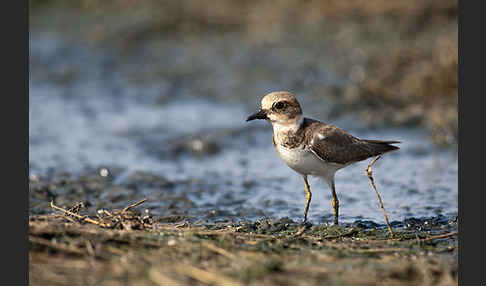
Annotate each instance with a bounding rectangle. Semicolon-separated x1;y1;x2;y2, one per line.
271;116;303;138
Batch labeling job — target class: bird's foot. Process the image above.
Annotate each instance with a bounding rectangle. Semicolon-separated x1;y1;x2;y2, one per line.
296;220;313;236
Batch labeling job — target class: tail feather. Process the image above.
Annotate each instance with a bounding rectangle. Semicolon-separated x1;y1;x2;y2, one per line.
362;139;400;155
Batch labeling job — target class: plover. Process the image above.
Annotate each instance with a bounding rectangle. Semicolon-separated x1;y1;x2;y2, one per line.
246;91;400;234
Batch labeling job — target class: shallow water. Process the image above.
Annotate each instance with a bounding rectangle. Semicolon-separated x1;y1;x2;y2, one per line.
29;31;458;225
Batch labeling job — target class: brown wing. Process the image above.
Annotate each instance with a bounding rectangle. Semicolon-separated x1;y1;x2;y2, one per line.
305;119;400;164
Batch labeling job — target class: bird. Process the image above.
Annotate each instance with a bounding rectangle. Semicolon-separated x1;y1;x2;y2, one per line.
246;91;400;234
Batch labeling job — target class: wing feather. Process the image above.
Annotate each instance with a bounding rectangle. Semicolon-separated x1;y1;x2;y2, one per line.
304;119;399;164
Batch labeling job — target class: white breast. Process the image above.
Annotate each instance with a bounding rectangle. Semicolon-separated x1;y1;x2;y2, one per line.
276;144;344;182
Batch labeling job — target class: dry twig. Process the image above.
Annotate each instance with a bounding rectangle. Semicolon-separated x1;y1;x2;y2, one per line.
422;232;457;242
122;198;148;213
49;199;150;230
50;201;111;227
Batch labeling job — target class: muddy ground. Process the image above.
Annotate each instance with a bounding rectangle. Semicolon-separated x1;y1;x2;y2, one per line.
29;199;457;286
29;170;458;286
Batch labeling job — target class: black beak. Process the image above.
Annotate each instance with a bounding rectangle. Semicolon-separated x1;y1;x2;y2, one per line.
246;109;268;121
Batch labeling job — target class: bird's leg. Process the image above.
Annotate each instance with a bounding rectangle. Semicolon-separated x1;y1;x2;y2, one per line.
330;180;339;225
366;155;394;237
295;176;312;236
303;175;312;224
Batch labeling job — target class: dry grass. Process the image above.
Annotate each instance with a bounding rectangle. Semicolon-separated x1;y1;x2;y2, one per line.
30;201;458;286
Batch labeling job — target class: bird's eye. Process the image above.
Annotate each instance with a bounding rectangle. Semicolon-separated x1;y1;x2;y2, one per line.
274;101;286;110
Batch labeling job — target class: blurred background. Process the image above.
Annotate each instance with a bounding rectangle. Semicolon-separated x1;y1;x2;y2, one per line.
29;0;458;224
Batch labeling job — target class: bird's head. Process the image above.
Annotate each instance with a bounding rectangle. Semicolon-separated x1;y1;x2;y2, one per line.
246;91;302;125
